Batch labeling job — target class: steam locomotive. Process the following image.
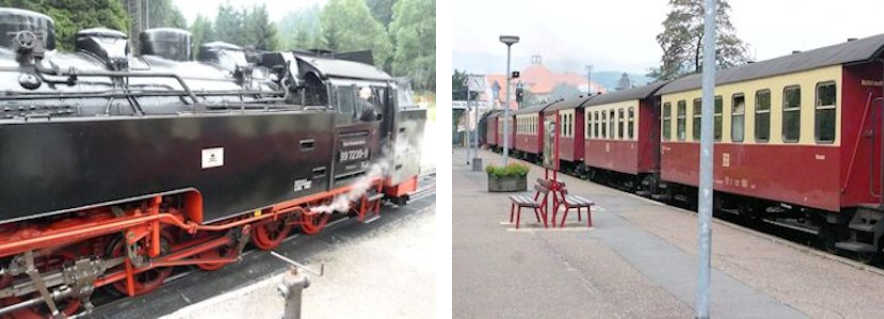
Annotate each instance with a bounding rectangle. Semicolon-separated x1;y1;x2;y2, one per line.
0;7;425;318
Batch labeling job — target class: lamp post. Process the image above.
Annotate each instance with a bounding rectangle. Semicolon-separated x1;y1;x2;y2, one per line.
696;0;717;318
499;35;519;165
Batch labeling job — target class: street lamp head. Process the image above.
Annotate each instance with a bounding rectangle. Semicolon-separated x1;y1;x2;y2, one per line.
499;35;520;46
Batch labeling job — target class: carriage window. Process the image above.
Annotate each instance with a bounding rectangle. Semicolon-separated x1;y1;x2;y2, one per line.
755;90;770;142
677;100;686;141
692;98;702;140
601;111;607;138
732;94;745;142
815;82;836;143
662;102;671;140
783;86;801;143
618;109;625;139
587;112;592;138
609;110;616;139
568;113;574;137
628;107;635;139
714;96;722;141
595;111;600;138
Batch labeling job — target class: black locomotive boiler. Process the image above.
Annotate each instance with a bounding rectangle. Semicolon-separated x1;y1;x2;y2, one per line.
0;8;425;318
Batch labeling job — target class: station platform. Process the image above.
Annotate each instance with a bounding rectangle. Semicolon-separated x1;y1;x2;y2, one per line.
453;148;884;318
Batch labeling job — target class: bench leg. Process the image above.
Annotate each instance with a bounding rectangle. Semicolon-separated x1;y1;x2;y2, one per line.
515;206;521;229
560;207;571;227
536;208;547;228
534;208;541;223
551;205;558;228
587;207;592;227
577;207;582;222
510;203;515;223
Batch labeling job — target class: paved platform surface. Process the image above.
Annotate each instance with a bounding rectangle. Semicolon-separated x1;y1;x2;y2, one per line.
454;148;884;319
94;176;435;319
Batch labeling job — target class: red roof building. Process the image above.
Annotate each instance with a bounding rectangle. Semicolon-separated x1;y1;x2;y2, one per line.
485;55;606;110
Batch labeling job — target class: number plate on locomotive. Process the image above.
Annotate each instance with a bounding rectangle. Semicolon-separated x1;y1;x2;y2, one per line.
339;148;369;162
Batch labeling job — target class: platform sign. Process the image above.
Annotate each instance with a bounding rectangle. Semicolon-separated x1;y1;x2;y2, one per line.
542;115;557;170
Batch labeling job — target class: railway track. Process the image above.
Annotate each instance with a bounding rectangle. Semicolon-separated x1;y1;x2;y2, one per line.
89;172;436;316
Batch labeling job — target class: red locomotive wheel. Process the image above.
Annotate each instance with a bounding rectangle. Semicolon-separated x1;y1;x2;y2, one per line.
251;218;293;250
195;243;237;271
108;233;174;296
300;212;331;235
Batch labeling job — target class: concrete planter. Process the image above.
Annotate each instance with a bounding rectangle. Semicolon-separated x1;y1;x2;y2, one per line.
487;174;527;192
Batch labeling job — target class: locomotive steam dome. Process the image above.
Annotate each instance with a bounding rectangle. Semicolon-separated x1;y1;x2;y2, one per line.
76;27;128;69
0;7;56;50
197;41;247;71
139;28;192;61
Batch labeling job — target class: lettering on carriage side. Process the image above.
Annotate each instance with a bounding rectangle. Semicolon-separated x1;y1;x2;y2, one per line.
294;178;312;192
201;147;224;169
861;80;883;87
815;154;826;160
722;153;730;167
605;143;610;152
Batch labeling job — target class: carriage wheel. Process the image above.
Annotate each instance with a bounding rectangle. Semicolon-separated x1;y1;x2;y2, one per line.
300;212;331;235
108;233;174;296
251;218;293;250
2;252;82;318
195;242;237;271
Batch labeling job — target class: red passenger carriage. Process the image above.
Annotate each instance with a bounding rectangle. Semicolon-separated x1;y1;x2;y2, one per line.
544;96;591;172
513;100;558;162
580;83;666;191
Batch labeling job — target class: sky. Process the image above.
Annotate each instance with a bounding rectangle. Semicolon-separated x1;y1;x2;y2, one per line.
176;0;327;24
452;0;884;75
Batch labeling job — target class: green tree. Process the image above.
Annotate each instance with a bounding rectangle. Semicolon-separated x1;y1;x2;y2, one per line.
189;14;214;56
320;0;392;68
0;0;129;51
214;4;245;45
277;5;323;50
366;0;397;27
649;0;750;80
148;0;186;29
243;4;278;50
389;0;435;90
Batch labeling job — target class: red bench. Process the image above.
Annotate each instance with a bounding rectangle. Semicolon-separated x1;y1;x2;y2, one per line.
508;184;550;229
554;187;594;227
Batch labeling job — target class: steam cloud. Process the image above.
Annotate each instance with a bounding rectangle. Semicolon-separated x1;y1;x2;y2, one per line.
310;137;413;214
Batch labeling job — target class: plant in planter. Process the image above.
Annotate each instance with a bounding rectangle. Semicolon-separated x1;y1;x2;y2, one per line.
486;163;529;192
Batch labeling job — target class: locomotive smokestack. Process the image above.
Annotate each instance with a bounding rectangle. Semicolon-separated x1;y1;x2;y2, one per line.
76;28;129;70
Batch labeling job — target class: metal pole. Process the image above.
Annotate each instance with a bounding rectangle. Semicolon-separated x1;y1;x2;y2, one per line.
696;0;717;318
473;77;481;169
466;78;472;164
503;45;512;165
585;65;593;95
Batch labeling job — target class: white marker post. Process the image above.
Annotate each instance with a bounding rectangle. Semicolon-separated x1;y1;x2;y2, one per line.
696;0;717;318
